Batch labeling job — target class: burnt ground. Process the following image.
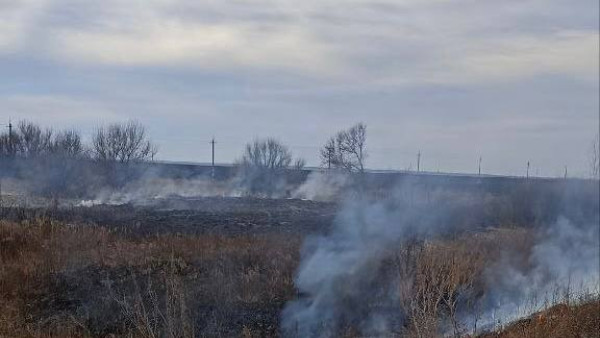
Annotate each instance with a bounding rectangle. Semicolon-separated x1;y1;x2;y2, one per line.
1;197;338;236
1;193;599;337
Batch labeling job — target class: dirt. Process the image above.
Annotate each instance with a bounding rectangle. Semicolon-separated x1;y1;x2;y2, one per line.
1;197;338;236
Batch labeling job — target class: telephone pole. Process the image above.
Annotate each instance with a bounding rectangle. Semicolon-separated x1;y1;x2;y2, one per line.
417;151;421;172
210;137;216;179
1;119;13;156
526;161;530;179
478;156;482;175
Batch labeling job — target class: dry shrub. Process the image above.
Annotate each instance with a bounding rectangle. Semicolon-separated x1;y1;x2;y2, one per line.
480;300;600;338
0;219;300;337
394;229;535;338
1;218;596;338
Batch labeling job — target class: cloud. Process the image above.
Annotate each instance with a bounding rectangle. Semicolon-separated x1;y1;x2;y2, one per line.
0;0;47;53
0;94;120;130
447;30;599;84
0;0;597;176
52;22;337;75
1;0;595;85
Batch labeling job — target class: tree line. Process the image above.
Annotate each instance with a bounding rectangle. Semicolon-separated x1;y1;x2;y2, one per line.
0;119;368;197
1;120;368;173
0;120;157;163
241;122;367;173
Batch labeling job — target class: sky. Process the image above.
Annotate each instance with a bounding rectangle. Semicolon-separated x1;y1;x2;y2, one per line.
1;0;598;177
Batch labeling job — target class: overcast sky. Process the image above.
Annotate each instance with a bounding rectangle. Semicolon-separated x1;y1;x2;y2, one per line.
1;0;598;177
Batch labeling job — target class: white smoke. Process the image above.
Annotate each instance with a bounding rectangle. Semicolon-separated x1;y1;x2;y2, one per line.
77;177;248;206
281;191;456;337
282;182;600;337
78;170;353;207
476;216;600;331
292;171;350;201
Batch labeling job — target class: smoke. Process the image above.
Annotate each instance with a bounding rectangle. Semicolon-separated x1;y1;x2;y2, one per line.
292;171;350;201
77;166;308;206
281;186;461;337
281;180;600;337
477;216;600;330
78;176;246;206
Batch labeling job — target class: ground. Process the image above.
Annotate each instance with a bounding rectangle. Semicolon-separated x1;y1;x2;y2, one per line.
0;196;598;337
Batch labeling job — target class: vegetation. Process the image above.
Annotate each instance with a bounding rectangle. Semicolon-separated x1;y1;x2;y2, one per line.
320;123;367;173
0;218;300;337
237;138;305;196
0;120;156;162
92;121;157;163
0;215;596;337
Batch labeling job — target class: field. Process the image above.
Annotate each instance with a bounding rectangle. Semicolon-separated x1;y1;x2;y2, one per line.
0;176;599;337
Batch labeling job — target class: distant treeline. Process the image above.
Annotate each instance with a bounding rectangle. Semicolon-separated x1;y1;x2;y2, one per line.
0;120;158;197
0;120;598;229
0;120;156;162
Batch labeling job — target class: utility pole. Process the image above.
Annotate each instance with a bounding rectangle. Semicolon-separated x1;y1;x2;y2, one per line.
9;120;12;156
1;119;13;156
0;119;11;208
325;144;334;170
210;137;216;179
526;161;530;179
478;156;482;176
564;166;568;179
417;151;421;173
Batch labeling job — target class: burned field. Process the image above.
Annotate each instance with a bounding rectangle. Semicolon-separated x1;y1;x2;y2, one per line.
0;196;332;337
2;197;338;236
0;216;302;337
1;176;599;338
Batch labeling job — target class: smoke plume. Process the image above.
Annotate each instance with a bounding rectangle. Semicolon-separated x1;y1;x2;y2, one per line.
281;180;600;337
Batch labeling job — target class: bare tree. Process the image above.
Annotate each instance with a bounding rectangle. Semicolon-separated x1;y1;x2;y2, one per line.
51;129;84;157
320;137;336;169
0;122;85;159
320;123;367;173
293;158;306;171
0;133;12;157
92;121;157;163
238;138;306;196
15;121;53;158
240;138;293;170
591;133;599;179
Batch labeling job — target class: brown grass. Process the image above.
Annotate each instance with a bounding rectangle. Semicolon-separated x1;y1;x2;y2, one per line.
1;218;597;337
0;218;300;337
479;301;600;338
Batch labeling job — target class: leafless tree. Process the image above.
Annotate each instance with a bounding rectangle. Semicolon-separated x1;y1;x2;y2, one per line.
591;133;599;179
293;158;306;171
240;138;293;170
51;129;84;157
0;133;13;157
14;121;53;158
320;123;367;173
0;122;85;159
92;121;157;163
238;138;306;196
320;137;336;169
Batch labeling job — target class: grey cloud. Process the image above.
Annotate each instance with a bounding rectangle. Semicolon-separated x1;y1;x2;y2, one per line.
0;0;597;176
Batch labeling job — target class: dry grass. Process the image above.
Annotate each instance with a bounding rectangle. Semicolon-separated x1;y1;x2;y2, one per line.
479;301;600;338
0;218;300;337
0;218;597;337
